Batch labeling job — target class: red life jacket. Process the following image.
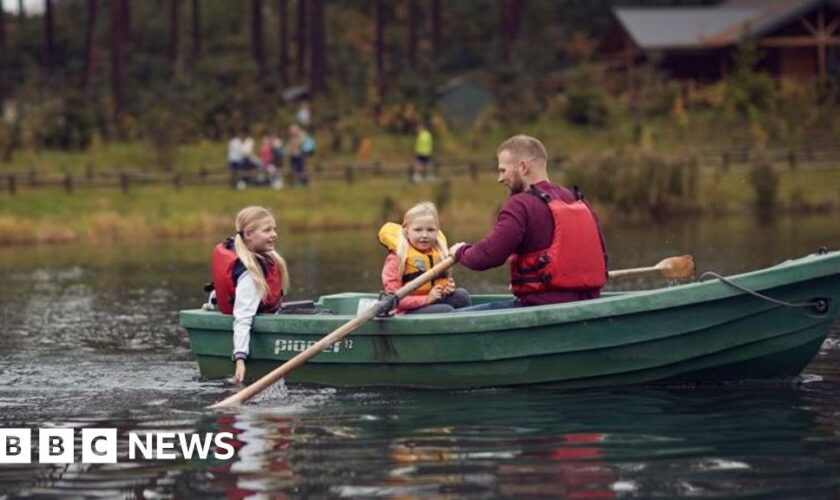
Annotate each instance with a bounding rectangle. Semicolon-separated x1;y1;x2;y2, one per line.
509;189;607;296
211;240;283;315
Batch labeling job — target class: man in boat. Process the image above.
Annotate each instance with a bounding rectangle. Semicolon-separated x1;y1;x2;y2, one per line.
450;134;608;310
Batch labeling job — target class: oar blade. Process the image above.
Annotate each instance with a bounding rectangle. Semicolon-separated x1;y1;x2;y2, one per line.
656;255;695;279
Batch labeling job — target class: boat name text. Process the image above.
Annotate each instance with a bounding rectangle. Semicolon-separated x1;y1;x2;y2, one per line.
274;338;354;355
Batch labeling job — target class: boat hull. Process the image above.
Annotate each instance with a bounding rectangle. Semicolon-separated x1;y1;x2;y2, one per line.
181;252;840;389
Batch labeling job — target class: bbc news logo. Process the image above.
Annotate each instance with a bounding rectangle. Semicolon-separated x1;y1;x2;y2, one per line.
0;429;235;464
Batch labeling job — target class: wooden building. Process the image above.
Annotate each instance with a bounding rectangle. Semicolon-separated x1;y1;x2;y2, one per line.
602;0;840;86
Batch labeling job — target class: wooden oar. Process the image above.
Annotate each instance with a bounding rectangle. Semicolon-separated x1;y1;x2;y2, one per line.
607;255;694;280
209;256;457;408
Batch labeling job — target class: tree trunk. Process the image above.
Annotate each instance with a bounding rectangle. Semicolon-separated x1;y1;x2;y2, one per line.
18;0;24;21
375;0;384;88
296;0;307;80
251;0;265;76
169;0;179;63
0;4;6;103
111;0;126;123
122;0;131;51
191;0;201;59
500;0;511;62
44;0;55;77
500;0;524;61
511;0;524;41
309;0;324;93
81;0;98;96
431;0;441;64
278;0;288;84
407;0;417;70
0;1;6;60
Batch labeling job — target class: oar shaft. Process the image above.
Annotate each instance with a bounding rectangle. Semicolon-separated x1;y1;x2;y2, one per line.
211;310;377;408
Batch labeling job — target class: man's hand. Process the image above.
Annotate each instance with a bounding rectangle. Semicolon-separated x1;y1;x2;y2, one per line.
449;242;466;258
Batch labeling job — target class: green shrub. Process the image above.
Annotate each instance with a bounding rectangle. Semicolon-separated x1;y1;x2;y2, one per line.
748;150;779;213
725;43;776;116
563;63;610;126
564;150;699;217
17;92;93;151
0;122;17;162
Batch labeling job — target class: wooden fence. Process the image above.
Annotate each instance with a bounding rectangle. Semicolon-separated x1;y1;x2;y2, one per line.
694;144;840;170
0;158;498;195
3;146;839;195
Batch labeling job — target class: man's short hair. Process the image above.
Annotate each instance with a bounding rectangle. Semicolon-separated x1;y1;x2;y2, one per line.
497;135;548;165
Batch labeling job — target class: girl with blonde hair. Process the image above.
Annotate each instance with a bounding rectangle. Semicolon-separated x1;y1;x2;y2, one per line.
210;206;290;382
378;202;471;314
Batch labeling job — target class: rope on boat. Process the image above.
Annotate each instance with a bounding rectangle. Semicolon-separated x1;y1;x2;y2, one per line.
699;272;829;313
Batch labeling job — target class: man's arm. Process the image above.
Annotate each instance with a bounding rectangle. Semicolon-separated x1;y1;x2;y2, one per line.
455;198;528;271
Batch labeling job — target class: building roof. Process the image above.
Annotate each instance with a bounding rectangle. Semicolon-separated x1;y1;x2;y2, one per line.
613;0;840;50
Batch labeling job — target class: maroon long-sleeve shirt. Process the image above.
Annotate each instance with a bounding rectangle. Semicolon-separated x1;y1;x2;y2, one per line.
455;180;606;306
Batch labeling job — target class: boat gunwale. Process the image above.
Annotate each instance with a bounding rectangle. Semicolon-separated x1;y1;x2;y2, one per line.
180;252;840;335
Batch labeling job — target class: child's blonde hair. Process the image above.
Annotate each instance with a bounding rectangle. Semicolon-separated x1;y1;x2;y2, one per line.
396;201;449;276
233;206;290;297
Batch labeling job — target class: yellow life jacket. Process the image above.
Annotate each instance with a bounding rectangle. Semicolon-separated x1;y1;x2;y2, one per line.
378;222;451;295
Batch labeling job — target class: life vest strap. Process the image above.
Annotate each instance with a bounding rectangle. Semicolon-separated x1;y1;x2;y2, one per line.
515;254;550;274
510;274;552;286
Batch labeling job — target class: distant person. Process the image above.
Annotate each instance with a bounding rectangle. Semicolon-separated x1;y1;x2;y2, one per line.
412;122;434;183
379;201;471;314
271;134;286;189
287;124;309;186
296;100;311;127
450;135;607;311
227;133;244;172
260;134;282;189
208;206;290;382
241;135;257;170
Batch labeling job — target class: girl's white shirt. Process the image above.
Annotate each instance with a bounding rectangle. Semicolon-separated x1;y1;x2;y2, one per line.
232;271;262;358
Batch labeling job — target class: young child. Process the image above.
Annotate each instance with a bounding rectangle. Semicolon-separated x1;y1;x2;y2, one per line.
379;202;471;314
210;206;290;382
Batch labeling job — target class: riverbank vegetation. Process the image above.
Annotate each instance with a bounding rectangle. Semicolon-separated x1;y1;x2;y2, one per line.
2;163;838;246
1;2;838;171
2;1;838;247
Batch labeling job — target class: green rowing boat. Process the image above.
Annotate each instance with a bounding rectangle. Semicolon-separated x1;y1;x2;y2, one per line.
181;251;840;389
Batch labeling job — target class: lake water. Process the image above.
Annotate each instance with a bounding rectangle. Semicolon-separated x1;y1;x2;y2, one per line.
2;213;840;497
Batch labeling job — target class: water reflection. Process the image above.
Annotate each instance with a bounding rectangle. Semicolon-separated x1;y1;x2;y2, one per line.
168;383;840;498
1;213;840;497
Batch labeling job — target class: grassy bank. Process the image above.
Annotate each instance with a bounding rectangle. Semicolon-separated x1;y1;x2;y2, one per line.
3;105;836;177
2;166;839;246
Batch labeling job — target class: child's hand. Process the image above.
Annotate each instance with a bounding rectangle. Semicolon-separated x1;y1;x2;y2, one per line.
234;359;246;383
426;286;444;304
442;278;456;296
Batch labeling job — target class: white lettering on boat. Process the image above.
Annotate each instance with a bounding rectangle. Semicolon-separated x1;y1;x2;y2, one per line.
274;338;354;355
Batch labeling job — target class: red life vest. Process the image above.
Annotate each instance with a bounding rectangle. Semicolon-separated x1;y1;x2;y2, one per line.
509;189;607;296
211;240;283;315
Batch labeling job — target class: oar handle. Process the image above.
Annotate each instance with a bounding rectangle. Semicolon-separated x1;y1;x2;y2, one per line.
607;266;657;279
210;256;457;408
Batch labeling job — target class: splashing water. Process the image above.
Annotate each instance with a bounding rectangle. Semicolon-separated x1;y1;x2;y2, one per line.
251;378;289;404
